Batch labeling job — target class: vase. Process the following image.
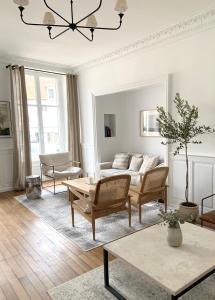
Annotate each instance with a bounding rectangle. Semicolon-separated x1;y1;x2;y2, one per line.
167;226;183;247
179;202;199;222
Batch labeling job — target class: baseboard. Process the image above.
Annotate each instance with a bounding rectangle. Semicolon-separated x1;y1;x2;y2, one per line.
0;187;14;193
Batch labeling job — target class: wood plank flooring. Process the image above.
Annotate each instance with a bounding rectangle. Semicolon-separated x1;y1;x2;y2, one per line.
0;191;108;300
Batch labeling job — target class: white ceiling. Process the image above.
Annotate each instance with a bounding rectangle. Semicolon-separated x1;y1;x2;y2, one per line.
1;0;215;68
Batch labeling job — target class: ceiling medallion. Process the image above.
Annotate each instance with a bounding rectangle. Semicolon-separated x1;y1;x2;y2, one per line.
13;0;128;41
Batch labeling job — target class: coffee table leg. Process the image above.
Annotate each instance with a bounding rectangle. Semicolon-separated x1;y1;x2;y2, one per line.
103;249;126;300
171;296;178;300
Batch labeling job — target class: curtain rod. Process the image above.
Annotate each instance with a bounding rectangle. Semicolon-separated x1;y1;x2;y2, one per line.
6;65;67;76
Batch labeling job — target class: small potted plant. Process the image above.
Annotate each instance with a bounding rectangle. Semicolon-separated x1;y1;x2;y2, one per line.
159;209;191;247
157;93;214;220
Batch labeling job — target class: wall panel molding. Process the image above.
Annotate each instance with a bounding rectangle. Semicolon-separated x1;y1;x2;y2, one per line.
0;148;13;193
169;154;215;211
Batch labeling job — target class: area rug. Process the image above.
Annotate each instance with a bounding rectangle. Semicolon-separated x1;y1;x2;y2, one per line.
15;191;162;251
48;259;215;300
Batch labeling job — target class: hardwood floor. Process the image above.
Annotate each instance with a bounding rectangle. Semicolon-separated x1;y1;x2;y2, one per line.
0;191;107;300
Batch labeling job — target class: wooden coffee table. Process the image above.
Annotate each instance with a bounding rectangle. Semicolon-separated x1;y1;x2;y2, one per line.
103;222;215;300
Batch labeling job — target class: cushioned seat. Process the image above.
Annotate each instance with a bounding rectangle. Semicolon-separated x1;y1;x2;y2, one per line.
46;166;82;178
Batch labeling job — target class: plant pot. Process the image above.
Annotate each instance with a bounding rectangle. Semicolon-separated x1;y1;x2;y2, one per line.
179;202;199;222
167;226;183;247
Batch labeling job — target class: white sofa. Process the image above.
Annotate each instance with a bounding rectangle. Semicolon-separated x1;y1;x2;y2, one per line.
99;153;161;185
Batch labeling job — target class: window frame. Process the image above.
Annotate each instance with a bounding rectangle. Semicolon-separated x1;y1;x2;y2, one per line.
25;70;67;164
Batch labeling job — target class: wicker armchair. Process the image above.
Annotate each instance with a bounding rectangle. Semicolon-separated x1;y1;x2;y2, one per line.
130;167;169;223
71;175;131;240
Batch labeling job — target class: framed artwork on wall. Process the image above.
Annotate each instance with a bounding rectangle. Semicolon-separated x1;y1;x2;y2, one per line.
140;109;160;137
0;101;12;138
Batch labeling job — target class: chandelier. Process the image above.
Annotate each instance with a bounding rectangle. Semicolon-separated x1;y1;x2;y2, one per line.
13;0;128;41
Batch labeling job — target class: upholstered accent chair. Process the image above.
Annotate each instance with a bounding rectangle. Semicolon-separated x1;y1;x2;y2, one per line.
130;167;169;223
39;152;82;194
70;175;131;240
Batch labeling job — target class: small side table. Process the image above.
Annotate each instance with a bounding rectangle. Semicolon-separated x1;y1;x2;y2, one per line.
25;175;41;200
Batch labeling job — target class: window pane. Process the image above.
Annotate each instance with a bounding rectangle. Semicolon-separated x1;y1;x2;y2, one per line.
26;75;36;105
40;77;58;106
44;128;60;153
42;106;58;127
30;128;40;161
42;106;60;153
28;106;38;128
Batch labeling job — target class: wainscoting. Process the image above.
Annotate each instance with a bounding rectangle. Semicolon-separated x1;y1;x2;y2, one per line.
169;154;215;211
0;148;13;192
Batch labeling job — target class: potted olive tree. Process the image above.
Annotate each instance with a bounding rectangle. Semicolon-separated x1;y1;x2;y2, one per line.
157;93;214;220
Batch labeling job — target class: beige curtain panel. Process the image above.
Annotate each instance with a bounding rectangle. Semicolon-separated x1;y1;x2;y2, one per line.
9;65;32;190
67;74;83;165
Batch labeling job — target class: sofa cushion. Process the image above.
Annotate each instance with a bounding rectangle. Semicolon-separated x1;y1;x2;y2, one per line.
129;153;143;158
129;156;143;172
139;155;159;174
112;153;130;170
100;169;140;185
100;169;124;178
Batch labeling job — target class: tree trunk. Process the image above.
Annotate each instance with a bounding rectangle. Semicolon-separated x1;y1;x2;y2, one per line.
185;144;189;203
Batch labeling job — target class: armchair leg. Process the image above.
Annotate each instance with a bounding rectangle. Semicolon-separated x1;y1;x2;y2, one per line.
128;197;131;227
54;178;56;195
139;203;142;224
92;211;96;240
71;206;75;227
164;186;168;212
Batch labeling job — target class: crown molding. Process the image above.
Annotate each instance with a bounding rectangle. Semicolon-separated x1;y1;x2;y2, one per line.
73;6;215;74
0;55;72;73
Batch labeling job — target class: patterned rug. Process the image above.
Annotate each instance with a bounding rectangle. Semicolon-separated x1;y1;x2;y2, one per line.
15;190;162;251
48;259;215;300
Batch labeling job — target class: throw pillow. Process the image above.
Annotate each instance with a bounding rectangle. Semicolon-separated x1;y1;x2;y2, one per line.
112;153;130;170
129;156;143;172
155;163;165;168
139;155;159;174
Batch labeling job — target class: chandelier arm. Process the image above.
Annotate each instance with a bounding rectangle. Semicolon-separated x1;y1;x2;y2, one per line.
43;0;70;25
77;13;124;31
77;23;122;31
19;7;68;28
76;28;93;42
49;28;70;40
76;0;102;26
71;1;74;23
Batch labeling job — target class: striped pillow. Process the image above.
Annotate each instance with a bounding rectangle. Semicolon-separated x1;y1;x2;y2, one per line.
139;155;159;174
112;153;130;170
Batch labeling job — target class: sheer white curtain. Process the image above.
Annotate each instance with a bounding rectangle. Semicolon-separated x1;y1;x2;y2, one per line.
66;74;82;165
9;65;32;190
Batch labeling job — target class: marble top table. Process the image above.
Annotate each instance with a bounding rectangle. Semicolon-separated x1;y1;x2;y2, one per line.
103;222;215;300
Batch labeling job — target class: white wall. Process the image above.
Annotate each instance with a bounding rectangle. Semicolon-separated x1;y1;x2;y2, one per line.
95;83;166;163
77;27;215;205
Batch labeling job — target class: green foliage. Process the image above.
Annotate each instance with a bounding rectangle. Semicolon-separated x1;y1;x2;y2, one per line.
159;208;192;228
157;93;214;156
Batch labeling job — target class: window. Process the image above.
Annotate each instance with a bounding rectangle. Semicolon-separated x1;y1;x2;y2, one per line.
25;71;67;162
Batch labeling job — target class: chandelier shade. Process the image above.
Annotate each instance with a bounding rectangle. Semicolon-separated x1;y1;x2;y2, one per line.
115;0;128;13
43;12;56;26
13;0;29;6
13;0;128;41
86;15;98;28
